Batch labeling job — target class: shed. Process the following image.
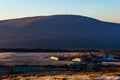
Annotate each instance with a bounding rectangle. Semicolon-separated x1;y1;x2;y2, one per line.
50;56;59;61
72;58;81;62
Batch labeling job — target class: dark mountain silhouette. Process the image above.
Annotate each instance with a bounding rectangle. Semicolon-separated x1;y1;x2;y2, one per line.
0;15;120;49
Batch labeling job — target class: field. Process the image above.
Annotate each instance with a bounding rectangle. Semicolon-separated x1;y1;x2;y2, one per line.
0;71;120;80
0;52;120;80
0;52;76;66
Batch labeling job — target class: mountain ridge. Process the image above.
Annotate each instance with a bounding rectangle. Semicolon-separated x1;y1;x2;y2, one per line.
0;15;120;49
0;15;119;27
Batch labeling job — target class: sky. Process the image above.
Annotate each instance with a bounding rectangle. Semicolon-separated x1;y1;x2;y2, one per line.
0;0;120;23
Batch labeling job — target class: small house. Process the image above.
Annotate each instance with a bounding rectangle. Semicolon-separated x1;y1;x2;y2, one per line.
72;58;81;62
50;56;59;61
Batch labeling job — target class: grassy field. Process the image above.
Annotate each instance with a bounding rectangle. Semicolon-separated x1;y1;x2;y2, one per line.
0;52;76;66
0;71;120;80
0;52;120;80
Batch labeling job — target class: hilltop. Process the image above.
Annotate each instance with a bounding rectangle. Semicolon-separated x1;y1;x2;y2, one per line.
0;15;120;49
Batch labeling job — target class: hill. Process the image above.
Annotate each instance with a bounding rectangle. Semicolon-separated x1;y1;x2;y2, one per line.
0;15;120;49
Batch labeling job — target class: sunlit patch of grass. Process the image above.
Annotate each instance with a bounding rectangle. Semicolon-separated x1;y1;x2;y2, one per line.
0;71;120;80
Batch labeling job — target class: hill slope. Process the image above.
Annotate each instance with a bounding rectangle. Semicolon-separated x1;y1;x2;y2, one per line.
0;15;120;49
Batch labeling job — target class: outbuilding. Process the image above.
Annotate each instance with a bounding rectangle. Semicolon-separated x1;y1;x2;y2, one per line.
72;58;81;62
50;56;59;60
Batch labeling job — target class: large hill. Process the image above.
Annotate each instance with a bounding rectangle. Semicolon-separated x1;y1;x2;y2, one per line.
0;15;120;49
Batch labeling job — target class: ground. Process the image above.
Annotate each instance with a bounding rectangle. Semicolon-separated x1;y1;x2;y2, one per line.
0;52;120;80
1;72;120;80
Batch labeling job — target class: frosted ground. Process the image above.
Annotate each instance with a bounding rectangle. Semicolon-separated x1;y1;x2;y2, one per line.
0;52;77;66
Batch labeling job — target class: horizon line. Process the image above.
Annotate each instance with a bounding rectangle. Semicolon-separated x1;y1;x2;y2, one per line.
0;14;119;24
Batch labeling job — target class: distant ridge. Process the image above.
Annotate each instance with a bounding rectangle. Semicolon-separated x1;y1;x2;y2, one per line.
0;15;120;49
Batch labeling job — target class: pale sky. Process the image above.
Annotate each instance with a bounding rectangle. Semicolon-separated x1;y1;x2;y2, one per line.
0;0;120;23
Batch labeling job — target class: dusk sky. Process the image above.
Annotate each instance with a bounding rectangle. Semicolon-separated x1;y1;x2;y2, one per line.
0;0;119;23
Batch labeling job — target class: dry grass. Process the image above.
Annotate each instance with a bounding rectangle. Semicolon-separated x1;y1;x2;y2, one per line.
1;71;120;80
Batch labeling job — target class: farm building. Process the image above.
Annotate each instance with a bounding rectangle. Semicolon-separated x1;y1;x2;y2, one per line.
50;56;65;61
50;56;59;60
72;58;81;62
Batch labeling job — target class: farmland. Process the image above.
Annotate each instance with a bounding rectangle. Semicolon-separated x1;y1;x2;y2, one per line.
0;52;120;80
0;71;120;80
